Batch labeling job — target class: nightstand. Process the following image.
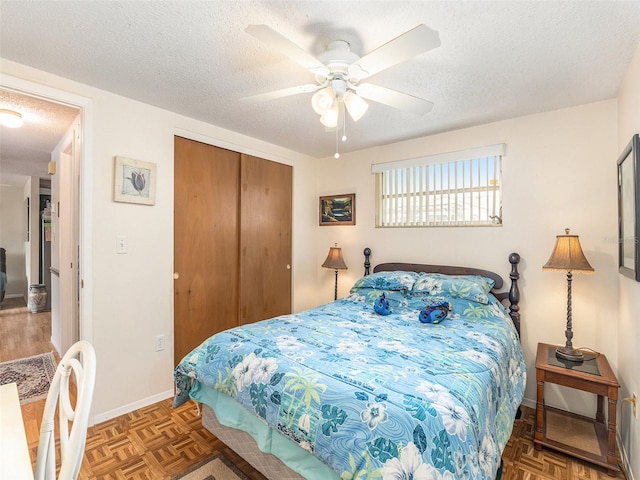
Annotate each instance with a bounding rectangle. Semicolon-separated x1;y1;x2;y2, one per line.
534;342;620;476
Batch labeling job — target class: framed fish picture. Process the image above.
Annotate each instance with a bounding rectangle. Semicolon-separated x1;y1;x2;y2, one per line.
113;156;157;205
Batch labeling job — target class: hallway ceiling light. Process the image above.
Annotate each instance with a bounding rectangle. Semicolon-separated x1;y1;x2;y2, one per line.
0;109;24;128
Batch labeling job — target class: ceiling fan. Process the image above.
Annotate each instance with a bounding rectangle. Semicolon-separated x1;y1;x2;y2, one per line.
241;24;441;129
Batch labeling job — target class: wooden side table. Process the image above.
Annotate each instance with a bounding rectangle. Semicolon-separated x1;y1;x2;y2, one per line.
534;342;620;476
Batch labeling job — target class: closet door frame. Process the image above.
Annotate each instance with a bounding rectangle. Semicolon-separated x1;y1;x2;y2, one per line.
173;137;240;365
173;134;293;365
239;154;292;325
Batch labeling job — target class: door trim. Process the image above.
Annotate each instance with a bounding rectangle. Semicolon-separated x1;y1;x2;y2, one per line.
1;73;94;345
174;128;294;167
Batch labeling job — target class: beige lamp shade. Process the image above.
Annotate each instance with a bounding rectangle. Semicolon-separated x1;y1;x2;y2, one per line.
543;228;593;362
322;243;347;301
543;228;594;273
322;244;348;270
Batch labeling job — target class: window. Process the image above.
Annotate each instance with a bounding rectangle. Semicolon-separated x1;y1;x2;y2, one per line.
373;144;504;227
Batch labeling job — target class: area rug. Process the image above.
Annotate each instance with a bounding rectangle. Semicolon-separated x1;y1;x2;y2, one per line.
173;453;250;480
0;352;57;404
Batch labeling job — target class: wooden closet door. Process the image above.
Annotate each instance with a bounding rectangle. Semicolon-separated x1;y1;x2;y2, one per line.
239;154;292;325
174;137;240;365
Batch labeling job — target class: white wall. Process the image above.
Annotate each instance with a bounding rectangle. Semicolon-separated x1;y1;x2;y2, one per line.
2;54;634;476
0;184;26;297
292;152;321;312
617;42;640;480
1;58;319;421
316;100;620;419
23;176;39;291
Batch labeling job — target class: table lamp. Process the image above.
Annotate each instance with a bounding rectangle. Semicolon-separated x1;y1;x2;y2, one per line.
322;243;348;300
543;228;594;362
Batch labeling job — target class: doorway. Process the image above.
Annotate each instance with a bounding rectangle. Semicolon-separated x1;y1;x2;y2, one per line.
0;76;91;360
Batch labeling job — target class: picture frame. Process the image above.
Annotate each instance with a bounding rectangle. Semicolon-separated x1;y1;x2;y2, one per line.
319;193;355;226
113;156;157;205
617;134;640;281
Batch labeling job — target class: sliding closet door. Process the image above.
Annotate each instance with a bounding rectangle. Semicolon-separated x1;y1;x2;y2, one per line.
174;137;240;365
239;154;292;325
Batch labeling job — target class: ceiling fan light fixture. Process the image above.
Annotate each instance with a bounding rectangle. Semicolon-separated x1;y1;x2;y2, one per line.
244;24;440;155
320;105;339;128
0;109;24;128
330;78;348;98
343;91;369;122
311;87;335;115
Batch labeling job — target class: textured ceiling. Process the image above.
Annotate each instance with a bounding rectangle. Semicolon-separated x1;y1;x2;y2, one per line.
0;89;79;186
1;1;640;185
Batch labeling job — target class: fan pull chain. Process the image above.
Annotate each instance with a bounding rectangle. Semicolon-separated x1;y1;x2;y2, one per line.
334;101;347;159
334;101;343;159
342;107;347;142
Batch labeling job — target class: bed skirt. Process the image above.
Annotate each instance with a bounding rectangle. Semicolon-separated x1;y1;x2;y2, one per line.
202;403;305;480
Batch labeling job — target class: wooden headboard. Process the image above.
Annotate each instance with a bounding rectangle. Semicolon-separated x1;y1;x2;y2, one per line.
362;248;521;336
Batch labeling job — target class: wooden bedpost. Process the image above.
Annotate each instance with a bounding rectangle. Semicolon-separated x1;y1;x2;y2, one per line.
508;253;521;337
364;248;371;276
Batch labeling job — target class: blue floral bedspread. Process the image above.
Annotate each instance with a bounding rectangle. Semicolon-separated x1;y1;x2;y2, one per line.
174;288;526;480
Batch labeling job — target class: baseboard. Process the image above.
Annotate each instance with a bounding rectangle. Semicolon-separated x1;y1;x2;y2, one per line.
617;431;635;480
520;396;535;410
49;336;61;358
92;389;174;425
4;293;24;299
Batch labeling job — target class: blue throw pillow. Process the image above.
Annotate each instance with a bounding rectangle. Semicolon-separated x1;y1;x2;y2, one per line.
374;293;391;315
418;301;452;324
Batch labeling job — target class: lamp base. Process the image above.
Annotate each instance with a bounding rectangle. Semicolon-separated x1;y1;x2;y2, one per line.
555;345;584;362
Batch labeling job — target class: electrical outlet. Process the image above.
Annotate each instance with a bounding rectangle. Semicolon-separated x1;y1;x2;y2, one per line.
155;334;165;352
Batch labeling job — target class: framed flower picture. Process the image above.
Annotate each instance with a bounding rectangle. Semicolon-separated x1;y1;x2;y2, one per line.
113;156;157;205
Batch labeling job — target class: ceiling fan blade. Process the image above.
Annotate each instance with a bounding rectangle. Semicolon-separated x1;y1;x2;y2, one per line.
355;83;434;115
240;84;320;103
246;25;330;77
349;24;440;81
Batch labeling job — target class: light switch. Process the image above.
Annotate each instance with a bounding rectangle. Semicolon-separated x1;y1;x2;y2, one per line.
116;235;127;254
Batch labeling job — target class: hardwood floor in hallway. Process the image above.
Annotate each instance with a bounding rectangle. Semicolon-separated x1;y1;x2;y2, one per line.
0;296;61;449
0;296;55;362
1;297;627;479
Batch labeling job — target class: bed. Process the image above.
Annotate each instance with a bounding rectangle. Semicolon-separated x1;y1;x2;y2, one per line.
174;249;526;480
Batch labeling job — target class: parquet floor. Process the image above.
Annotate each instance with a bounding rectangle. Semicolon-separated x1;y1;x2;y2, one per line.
50;398;264;480
1;297;628;479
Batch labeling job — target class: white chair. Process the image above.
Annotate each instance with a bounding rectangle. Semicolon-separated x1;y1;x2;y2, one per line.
34;340;96;480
